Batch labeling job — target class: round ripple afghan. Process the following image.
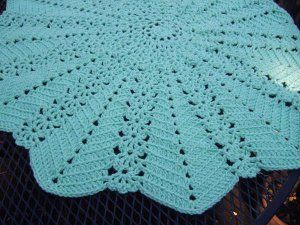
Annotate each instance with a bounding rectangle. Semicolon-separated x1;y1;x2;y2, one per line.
0;0;300;214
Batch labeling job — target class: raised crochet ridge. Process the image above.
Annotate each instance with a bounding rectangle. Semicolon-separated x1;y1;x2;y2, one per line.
0;0;299;214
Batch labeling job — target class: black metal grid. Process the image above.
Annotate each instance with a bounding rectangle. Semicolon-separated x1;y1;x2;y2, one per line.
0;1;299;224
0;131;299;225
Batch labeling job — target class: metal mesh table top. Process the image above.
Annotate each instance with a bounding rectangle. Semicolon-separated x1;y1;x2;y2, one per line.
1;131;299;225
0;1;299;224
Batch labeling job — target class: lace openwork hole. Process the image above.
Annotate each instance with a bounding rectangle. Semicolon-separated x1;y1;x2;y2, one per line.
113;146;121;155
189;195;196;201
108;166;117;175
215;142;224;149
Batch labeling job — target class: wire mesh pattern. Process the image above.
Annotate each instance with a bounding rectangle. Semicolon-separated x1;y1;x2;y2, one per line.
0;1;299;225
0;131;295;225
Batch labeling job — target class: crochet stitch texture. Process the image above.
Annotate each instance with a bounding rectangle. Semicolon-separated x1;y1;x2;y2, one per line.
0;0;300;214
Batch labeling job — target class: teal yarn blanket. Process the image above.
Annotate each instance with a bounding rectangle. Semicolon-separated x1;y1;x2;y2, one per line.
0;0;300;214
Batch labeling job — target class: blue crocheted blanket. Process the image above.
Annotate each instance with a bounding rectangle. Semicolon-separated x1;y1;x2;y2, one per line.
0;0;299;214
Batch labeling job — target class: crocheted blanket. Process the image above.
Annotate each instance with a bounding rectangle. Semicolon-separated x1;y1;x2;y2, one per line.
0;0;299;214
